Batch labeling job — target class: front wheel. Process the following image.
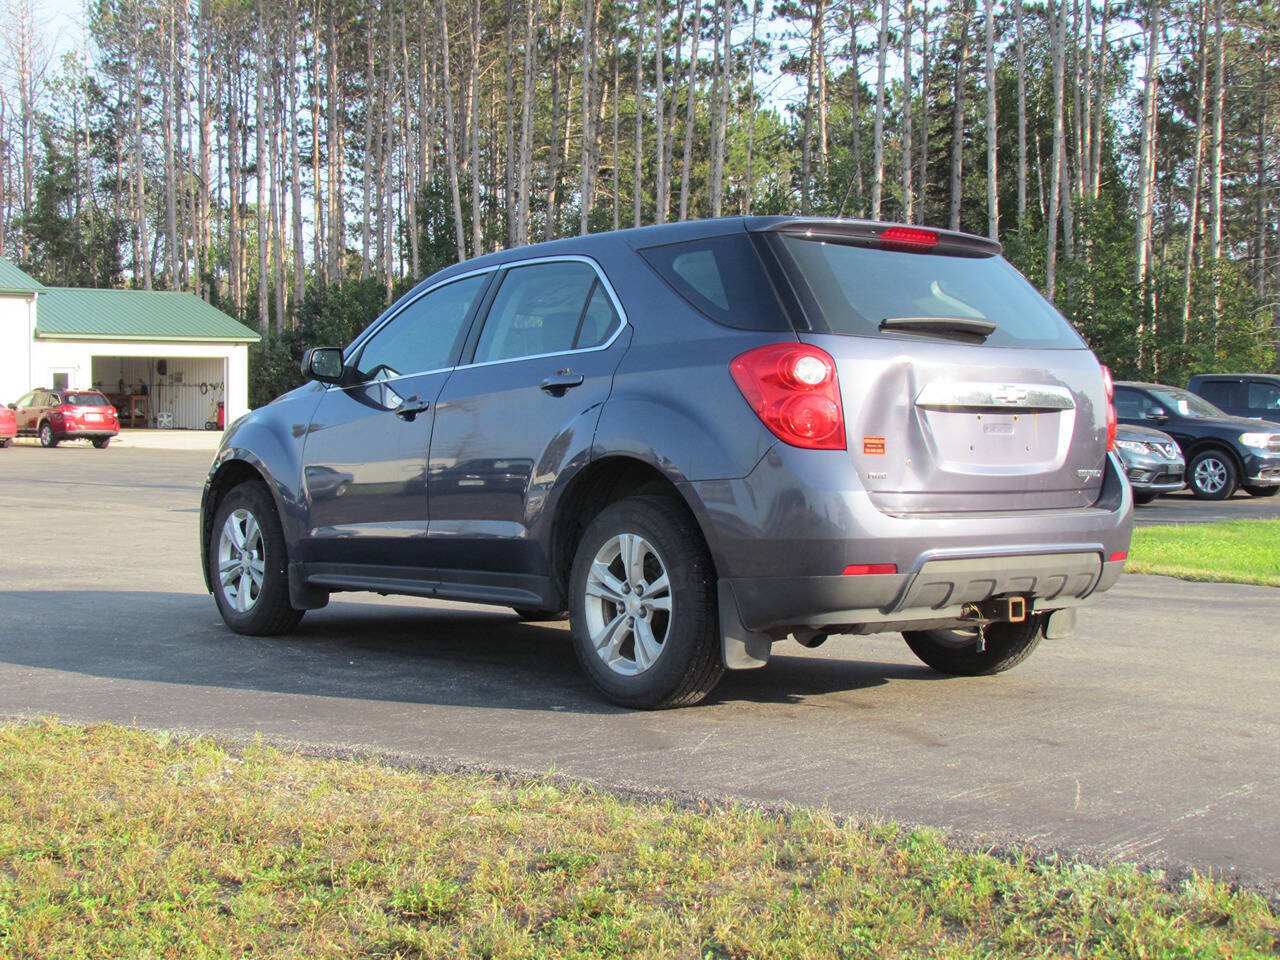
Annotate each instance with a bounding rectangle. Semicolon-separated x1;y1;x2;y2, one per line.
903;617;1046;676
1188;450;1237;500
38;422;58;448
208;482;305;636
569;495;724;709
1244;485;1279;498
1133;492;1157;505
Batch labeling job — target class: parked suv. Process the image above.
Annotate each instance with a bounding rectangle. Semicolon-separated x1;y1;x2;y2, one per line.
10;388;120;448
1114;381;1280;499
1114;423;1185;504
201;218;1133;708
1187;373;1280;423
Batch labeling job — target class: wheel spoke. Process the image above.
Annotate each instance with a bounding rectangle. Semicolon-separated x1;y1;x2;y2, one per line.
218;558;240;586
236;572;252;611
620;533;644;587
645;595;672;614
592;612;630;664
633;619;661;670
225;515;246;550
640;571;668;599
243;514;261;551
586;561;627;603
247;558;265;587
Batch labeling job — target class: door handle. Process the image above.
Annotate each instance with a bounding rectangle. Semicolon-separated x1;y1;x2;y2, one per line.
540;371;585;395
395;396;430;421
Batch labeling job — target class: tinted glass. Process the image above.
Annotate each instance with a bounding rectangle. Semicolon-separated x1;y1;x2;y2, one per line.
639;233;791;331
1114;388;1155;419
1197;380;1242;408
1146;386;1227;419
64;392;110;406
355;274;487;382
474;262;603;364
576;282;620;349
775;236;1084;349
1247;381;1280;411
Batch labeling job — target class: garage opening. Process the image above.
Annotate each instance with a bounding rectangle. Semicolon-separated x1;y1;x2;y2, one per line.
91;356;228;430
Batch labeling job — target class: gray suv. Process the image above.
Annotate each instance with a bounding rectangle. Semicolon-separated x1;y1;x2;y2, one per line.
200;217;1133;708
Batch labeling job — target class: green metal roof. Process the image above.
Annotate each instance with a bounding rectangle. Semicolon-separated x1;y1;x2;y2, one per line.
35;288;260;343
0;258;43;294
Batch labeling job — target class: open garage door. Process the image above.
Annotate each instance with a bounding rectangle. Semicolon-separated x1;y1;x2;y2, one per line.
91;356;227;430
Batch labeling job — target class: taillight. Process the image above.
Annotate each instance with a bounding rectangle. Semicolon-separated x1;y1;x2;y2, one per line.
879;226;939;252
730;343;846;450
1100;364;1116;452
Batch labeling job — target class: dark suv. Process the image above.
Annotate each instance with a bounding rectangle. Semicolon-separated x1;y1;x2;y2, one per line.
1187;373;1280;423
1114;381;1280;499
201;217;1132;708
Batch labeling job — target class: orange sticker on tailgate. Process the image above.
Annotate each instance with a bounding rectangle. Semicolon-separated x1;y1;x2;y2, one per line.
863;436;886;455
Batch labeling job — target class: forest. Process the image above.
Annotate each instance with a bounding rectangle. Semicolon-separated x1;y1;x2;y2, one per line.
0;0;1277;405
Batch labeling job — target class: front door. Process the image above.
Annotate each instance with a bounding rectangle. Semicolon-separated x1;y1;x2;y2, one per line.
298;272;492;568
426;258;629;581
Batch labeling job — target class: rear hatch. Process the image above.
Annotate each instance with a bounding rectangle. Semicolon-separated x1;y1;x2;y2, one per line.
760;222;1109;513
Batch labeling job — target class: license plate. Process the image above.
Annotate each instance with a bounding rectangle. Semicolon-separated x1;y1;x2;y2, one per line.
86;413;102;421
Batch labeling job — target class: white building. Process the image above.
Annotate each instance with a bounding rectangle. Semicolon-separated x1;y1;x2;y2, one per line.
0;258;259;429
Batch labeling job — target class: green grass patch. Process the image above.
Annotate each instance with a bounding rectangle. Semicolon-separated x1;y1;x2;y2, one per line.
1128;517;1280;587
1;720;1277;958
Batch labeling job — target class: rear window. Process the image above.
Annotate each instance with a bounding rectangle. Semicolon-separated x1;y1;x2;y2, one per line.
639;233;791;331
773;235;1085;349
64;392;110;406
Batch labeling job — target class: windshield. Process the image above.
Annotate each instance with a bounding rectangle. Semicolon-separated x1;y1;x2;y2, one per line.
773;236;1085;349
1147;387;1228;419
64;392;110;406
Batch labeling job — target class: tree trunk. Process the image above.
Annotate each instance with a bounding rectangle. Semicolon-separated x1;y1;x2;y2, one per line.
634;0;646;226
870;0;889;220
948;0;970;233
439;0;468;260
901;0;913;223
983;0;997;240
1134;0;1158;290
745;0;760;214
1045;0;1064;299
1090;0;1108;200
1181;0;1208;343
580;0;600;233
256;1;269;329
519;0;537;243
678;0;701;221
468;0;482;255
917;0;929;222
505;3;517;244
1015;0;1026;227
1208;0;1224;264
653;0;668;223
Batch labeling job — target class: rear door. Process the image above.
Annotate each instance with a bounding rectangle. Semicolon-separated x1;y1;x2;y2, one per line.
1244;379;1280;423
764;228;1107;513
1195;378;1247;417
425;257;628;578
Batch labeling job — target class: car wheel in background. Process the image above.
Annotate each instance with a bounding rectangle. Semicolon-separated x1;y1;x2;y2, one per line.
38;422;58;448
903;618;1046;676
1187;450;1237;500
0;438;10;448
1133;493;1157;505
92;438;111;449
1244;486;1279;498
208;482;305;636
569;495;724;709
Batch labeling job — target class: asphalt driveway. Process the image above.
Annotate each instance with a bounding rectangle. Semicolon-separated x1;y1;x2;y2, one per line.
1;444;1277;894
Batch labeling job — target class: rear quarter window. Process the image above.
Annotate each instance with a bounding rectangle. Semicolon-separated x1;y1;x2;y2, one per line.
772;235;1085;349
639;233;792;331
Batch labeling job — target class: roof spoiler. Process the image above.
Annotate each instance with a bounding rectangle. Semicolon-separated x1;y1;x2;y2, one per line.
750;218;1002;258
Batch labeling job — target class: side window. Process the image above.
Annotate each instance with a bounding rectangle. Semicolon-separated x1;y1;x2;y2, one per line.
640;233;792;331
1246;381;1280;411
1198;380;1242;408
1113;388;1146;419
575;281;621;349
14;392;34;409
473;261;611;364
354;274;488;382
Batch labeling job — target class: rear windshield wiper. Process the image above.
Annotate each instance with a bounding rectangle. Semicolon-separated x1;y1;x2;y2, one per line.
879;316;997;341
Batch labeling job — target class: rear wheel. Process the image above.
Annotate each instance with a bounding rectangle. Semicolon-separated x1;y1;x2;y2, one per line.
569;495;723;709
1188;450;1237;500
38;422;58;448
903;617;1046;676
1244;485;1279;498
0;438;10;448
208;482;305;636
92;437;111;449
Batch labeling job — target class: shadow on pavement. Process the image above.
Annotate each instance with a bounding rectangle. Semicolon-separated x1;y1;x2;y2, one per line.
0;589;946;714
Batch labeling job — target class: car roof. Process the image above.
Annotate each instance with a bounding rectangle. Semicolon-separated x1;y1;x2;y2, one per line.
1114;381;1185;391
1188;372;1280;381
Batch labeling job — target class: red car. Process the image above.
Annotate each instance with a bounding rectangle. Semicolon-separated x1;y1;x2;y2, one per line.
10;388;120;448
0;404;15;447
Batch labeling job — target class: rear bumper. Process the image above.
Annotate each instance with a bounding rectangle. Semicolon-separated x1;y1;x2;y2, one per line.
683;446;1133;634
57;427;119;439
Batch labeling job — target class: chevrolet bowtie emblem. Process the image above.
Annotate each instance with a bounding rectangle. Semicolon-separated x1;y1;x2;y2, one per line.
992;385;1028;405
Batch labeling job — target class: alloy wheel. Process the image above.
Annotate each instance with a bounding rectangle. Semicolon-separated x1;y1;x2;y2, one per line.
217;507;266;613
1193;456;1228;495
582;533;673;676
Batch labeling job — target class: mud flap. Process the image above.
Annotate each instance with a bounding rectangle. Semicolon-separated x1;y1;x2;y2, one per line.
718;580;771;670
1044;607;1077;639
289;562;331;610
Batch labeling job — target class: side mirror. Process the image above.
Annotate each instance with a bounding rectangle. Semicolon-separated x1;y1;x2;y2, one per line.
302;346;345;384
5;403;14;410
1148;406;1168;421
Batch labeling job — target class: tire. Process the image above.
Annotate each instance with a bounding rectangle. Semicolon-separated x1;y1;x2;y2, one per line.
92;437;111;449
38;422;58;448
0;438;10;448
1133;492;1157;505
1244;485;1279;498
903;617;1046;677
208;482;305;636
568;495;724;709
513;607;569;622
1187;449;1238;500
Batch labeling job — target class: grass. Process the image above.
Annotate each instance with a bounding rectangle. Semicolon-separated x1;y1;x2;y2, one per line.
1128;517;1280;587
1;721;1277;959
